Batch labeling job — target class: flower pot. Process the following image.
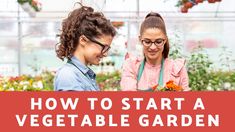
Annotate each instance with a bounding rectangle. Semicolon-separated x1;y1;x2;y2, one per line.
181;6;188;13
20;2;36;17
184;2;194;8
21;2;31;12
195;0;204;4
208;0;216;3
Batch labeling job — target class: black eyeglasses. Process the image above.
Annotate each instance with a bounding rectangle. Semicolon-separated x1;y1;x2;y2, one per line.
85;35;111;54
141;38;166;47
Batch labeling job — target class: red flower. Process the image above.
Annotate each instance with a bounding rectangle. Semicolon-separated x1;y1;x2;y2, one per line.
150;80;183;92
165;80;183;91
9;76;22;82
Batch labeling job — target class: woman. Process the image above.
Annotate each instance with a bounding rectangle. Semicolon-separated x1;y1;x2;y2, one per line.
54;4;116;91
120;12;189;91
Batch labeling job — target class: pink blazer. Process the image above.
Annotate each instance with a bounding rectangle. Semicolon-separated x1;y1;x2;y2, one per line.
120;56;190;91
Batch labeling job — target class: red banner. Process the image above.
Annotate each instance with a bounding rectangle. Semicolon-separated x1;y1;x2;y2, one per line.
0;92;234;132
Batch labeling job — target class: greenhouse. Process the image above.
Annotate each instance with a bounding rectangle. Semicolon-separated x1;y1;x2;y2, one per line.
0;0;234;91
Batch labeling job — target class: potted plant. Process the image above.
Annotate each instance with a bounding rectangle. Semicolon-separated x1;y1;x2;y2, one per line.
17;0;42;17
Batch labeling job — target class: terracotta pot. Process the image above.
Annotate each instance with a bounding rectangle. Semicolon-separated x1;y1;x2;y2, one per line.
184;2;193;9
181;6;188;13
208;0;216;3
195;0;204;4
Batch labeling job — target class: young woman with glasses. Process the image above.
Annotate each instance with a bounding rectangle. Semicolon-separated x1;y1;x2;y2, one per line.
54;4;116;91
120;12;190;91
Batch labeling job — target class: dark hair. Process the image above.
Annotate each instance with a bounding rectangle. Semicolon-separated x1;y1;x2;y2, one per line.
140;12;169;59
56;4;116;60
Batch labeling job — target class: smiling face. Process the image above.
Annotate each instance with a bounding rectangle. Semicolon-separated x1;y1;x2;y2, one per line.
140;28;167;62
81;34;114;65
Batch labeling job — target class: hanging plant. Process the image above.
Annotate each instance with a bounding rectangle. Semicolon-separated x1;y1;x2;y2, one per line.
176;0;223;13
208;0;222;3
17;0;42;17
111;21;125;28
